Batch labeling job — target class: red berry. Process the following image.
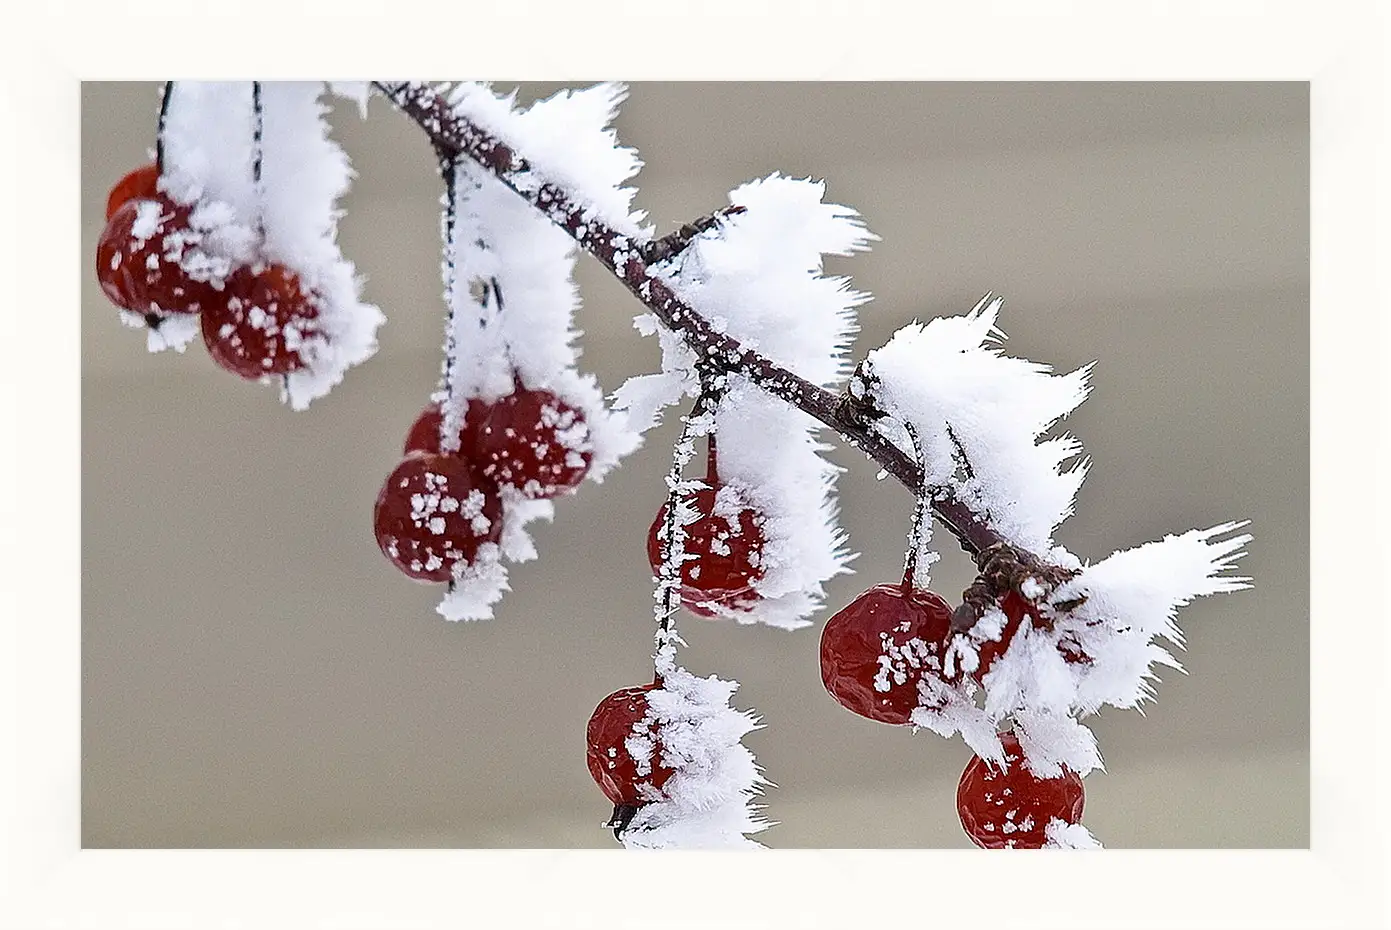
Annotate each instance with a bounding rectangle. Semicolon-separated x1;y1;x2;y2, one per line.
586;684;677;807
402;401;482;457
646;485;766;618
373;453;503;582
106;163;161;220
956;730;1084;849
201;263;321;380
95;198;215;318
471;388;593;498
820;583;953;725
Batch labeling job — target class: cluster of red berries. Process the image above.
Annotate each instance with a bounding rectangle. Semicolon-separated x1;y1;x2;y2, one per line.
645;438;766;618
818;572;1090;847
819;583;1076;725
373;386;594;584
96;163;322;379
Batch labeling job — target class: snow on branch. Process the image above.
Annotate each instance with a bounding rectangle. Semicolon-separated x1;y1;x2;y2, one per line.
104;79;1260;850
373;81;1014;561
445;82;648;238
858;294;1092;558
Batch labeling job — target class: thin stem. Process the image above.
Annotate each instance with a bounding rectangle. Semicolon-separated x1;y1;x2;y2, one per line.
653;396;709;681
436;150;462;453
251;81;264;189
371;81;1009;560
155;81;173;172
900;421;930;594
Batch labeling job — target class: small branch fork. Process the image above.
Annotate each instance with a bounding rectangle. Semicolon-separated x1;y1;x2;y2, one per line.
370;81;1067;616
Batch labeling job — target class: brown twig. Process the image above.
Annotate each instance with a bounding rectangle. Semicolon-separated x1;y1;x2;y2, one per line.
369;81;1016;571
641;205;747;266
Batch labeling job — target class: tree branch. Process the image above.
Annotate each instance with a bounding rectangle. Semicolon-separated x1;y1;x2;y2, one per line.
370;81;1008;560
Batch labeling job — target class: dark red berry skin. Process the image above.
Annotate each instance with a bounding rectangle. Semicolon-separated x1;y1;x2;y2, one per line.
473;389;593;498
373;453;504;583
402;402;479;457
96;198;214;317
95;204;138;309
201;264;320;380
956;730;1085;849
586;685;676;807
820;583;953;725
646;486;765;618
404;391;593;499
106;163;161;220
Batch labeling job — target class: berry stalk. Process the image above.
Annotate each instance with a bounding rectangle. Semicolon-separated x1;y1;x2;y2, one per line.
652;398;707;678
899;420;931;595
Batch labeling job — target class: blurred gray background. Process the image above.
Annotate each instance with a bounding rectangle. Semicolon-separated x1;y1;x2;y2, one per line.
81;82;1308;848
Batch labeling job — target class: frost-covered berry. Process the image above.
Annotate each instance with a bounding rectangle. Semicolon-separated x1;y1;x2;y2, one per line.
820;583;953;725
200;263;320;380
956;730;1084;849
105;163;161;220
373;453;503;583
646;485;766;618
471;388;593;499
586;684;676;808
95;198;214;320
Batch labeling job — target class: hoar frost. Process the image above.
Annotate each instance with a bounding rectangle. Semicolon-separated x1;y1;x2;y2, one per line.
427;83;642;621
618;668;770;849
617;174;877;630
158;81;384;409
869;298;1252;785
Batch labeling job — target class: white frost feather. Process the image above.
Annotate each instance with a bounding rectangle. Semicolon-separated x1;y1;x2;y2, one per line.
159;81;384;409
862;295;1092;555
936;522;1251;775
446;82;648;238
620;668;770;849
440;100;640;482
1048;521;1254;715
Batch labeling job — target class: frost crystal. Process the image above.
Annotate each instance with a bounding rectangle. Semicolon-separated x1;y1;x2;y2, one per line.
862;295;1092;555
119;309;199;354
446;82;648;238
619;668;770;849
1043;818;1103;849
436;544;509;622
